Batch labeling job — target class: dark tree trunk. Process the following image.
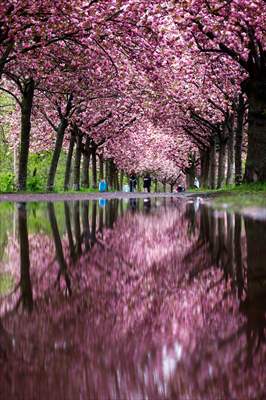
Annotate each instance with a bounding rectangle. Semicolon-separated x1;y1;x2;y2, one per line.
18;203;33;312
47;95;73;192
209;143;216;189
99;154;104;180
47;118;68;191
244;80;266;182
109;160;115;190
73;134;83;191
81;136;91;189
217;140;227;189
235;94;245;185
18;79;35;191
92;148;97;189
226;115;235;186
200;150;210;188
64;133;75;191
154;179;158;192
163;182;166;192
120;171;124;191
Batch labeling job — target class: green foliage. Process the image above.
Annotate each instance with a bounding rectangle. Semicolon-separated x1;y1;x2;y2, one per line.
0;172;15;192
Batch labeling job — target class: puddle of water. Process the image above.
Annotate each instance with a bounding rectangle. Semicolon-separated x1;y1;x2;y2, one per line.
0;197;265;400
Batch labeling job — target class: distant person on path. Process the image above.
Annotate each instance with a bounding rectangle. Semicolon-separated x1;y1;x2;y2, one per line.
143;174;152;193
129;174;137;192
99;179;107;192
194;177;200;189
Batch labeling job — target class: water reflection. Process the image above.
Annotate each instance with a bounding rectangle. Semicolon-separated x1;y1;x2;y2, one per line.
0;198;265;400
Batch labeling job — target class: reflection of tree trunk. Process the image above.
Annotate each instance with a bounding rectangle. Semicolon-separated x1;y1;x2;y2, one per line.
18;203;33;312
74;201;82;256
245;217;266;302
64;202;76;262
82;201;90;251
235;214;244;300
227;212;235;278
48;203;71;295
99;207;103;234
91;202;97;245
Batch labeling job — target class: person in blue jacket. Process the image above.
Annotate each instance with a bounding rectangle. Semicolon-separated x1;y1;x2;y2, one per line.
99;179;107;192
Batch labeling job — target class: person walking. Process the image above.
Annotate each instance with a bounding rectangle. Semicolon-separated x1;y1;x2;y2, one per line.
143;174;152;193
129;174;137;192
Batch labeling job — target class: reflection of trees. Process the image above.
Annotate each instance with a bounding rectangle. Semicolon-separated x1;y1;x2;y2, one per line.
184;202;266;371
48;202;72;296
18;203;33;312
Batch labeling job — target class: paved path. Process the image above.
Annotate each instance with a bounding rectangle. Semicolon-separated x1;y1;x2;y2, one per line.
0;191;192;203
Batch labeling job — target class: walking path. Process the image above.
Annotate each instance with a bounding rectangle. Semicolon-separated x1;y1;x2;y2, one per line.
0;191;192;203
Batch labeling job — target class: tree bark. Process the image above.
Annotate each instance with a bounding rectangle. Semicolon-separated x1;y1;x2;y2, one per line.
18;79;35;191
47;95;73;192
209;143;216;189
226;115;235;186
217;140;227;189
47;118;69;191
64;133;75;191
99;154;104;180
200;150;210;188
81;135;91;189
235;94;245;185
244;80;266;182
154;179;158;192
73;134;83;191
91;147;97;189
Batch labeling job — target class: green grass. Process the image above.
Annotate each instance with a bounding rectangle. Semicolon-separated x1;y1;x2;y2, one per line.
189;183;266;210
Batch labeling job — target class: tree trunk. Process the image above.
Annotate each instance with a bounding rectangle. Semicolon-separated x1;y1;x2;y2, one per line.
244;80;266;182
81;136;91;189
154;179;158;192
92;148;97;189
99;155;104;180
200;150;210;188
235;94;245;185
47;118;68;191
226;115;235;185
73;134;83;191
64;133;75;191
120;171;124;191
109;160;115;190
217;140;227;189
209;143;216;189
18;79;35;191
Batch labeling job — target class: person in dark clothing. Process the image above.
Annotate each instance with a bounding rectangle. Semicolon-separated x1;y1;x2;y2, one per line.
143;174;152;193
129;174;137;192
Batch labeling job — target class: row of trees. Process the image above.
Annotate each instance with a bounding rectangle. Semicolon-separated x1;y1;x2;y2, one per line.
0;1;265;190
